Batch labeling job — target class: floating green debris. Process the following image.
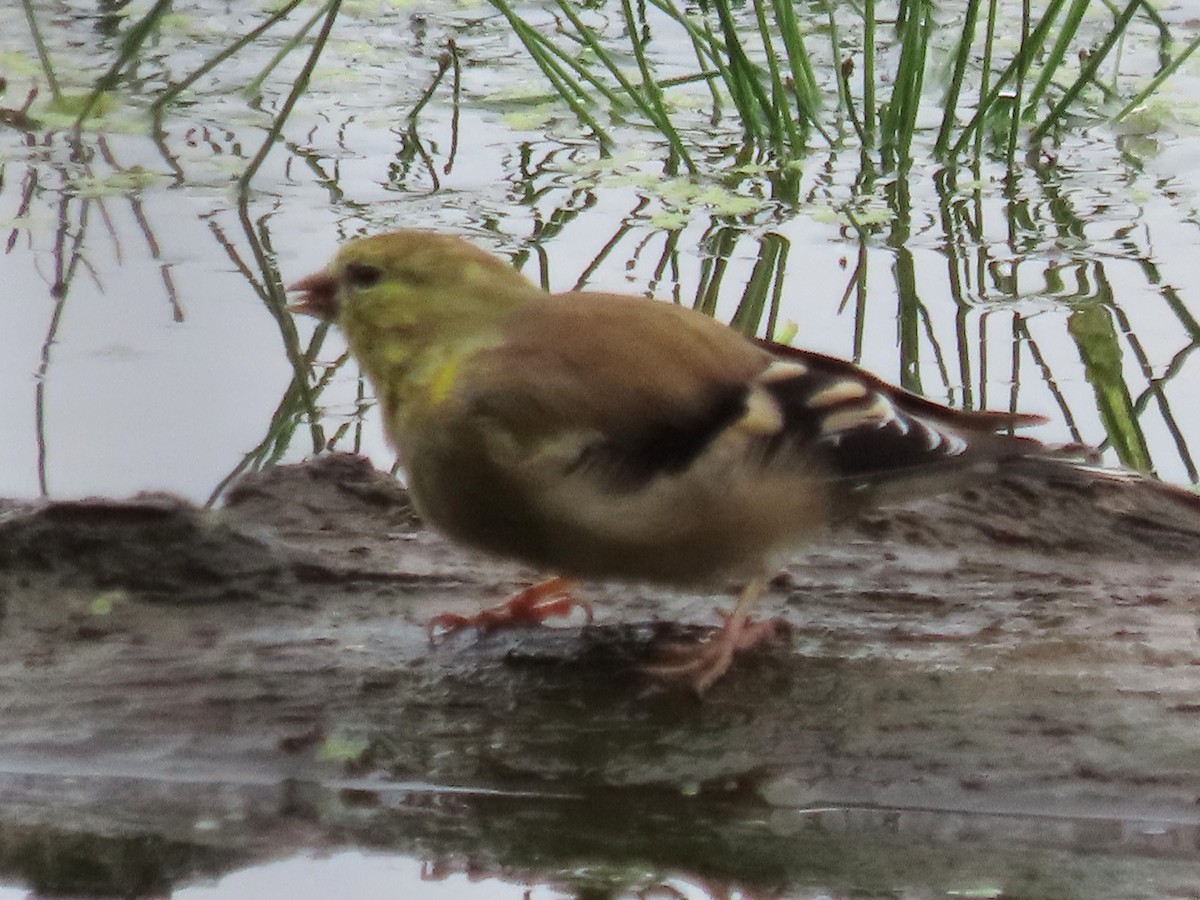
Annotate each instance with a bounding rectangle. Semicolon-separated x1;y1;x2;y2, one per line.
946;886;1004;899
654;178;705;205
311;64;373;85
480;84;559;108
68;166;166;198
647;210;690;229
661;89;712;112
561;152;650;177
809;203;893;227
694;184;764;216
501;104;557;130
157;12;201;34
46;90;116;121
315;733;371;763
732;162;774;175
89;590;126;617
0;51;41;77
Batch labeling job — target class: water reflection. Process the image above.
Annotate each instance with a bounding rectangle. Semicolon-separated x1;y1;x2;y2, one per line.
174;853;558;900
4;4;1200;501
174;853;797;900
0;792;1197;900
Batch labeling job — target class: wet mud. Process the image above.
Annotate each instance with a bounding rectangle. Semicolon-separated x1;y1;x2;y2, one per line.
1;453;1198;898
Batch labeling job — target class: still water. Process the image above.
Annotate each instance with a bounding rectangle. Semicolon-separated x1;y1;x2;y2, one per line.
3;2;1200;504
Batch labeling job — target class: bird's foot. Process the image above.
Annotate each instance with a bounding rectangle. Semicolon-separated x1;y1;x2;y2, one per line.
427;576;592;641
642;611;790;695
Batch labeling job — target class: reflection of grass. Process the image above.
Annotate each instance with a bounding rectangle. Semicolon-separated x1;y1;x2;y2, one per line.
203;216;394;502
205;338;357;508
1068;304;1151;472
204;207;359;507
1115;304;1198;481
33;197;77;498
22;141;189;496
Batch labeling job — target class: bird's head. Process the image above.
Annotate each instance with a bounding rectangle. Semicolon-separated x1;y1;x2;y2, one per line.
288;230;540;339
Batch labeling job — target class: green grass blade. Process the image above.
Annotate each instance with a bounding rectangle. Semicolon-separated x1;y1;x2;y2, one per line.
772;0;836;146
617;0;696;172
1022;0;1089;115
1004;0;1031;181
154;0;307;110
546;1;644;110
711;0;774;144
863;0;877;147
489;0;614;152
508;7;632;111
770;0;819;109
948;0;1068;157
74;0;174;128
934;1;982;156
241;1;332;99
1115;29;1200;122
22;0;60;101
880;0;931;168
238;0;341;192
751;0;802;154
1032;0;1141;142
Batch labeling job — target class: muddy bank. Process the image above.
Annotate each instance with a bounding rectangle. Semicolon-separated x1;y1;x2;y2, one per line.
0;454;1198;898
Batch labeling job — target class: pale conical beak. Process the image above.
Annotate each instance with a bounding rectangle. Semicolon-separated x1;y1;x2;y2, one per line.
287;270;340;321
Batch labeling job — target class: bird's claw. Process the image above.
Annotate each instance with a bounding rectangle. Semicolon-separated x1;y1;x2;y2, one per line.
642;614;790;695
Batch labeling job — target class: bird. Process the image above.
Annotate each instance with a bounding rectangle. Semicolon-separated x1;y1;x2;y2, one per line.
289;229;1069;694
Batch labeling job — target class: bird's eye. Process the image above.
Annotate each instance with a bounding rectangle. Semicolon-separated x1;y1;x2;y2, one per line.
344;262;382;289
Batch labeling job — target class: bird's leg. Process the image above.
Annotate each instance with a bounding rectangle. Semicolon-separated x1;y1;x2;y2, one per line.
642;579;789;695
427;576;592;640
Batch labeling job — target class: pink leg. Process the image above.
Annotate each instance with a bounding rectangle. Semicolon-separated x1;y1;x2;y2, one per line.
642;580;788;695
427;576;592;640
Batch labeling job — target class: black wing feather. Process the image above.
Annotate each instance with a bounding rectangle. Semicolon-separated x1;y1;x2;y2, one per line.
563;340;1041;495
564;382;749;490
756;359;1038;486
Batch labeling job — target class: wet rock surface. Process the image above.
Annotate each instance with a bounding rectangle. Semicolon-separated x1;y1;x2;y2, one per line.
0;453;1198;898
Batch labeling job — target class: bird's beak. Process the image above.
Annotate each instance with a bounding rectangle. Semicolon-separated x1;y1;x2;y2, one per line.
287;270;340;321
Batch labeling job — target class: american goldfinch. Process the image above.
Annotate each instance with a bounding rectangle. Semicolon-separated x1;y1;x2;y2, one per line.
290;230;1059;693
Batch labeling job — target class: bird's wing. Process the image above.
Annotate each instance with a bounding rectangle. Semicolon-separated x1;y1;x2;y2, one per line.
755;338;1046;431
453;294;1047;498
453;292;771;488
741;342;1047;506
